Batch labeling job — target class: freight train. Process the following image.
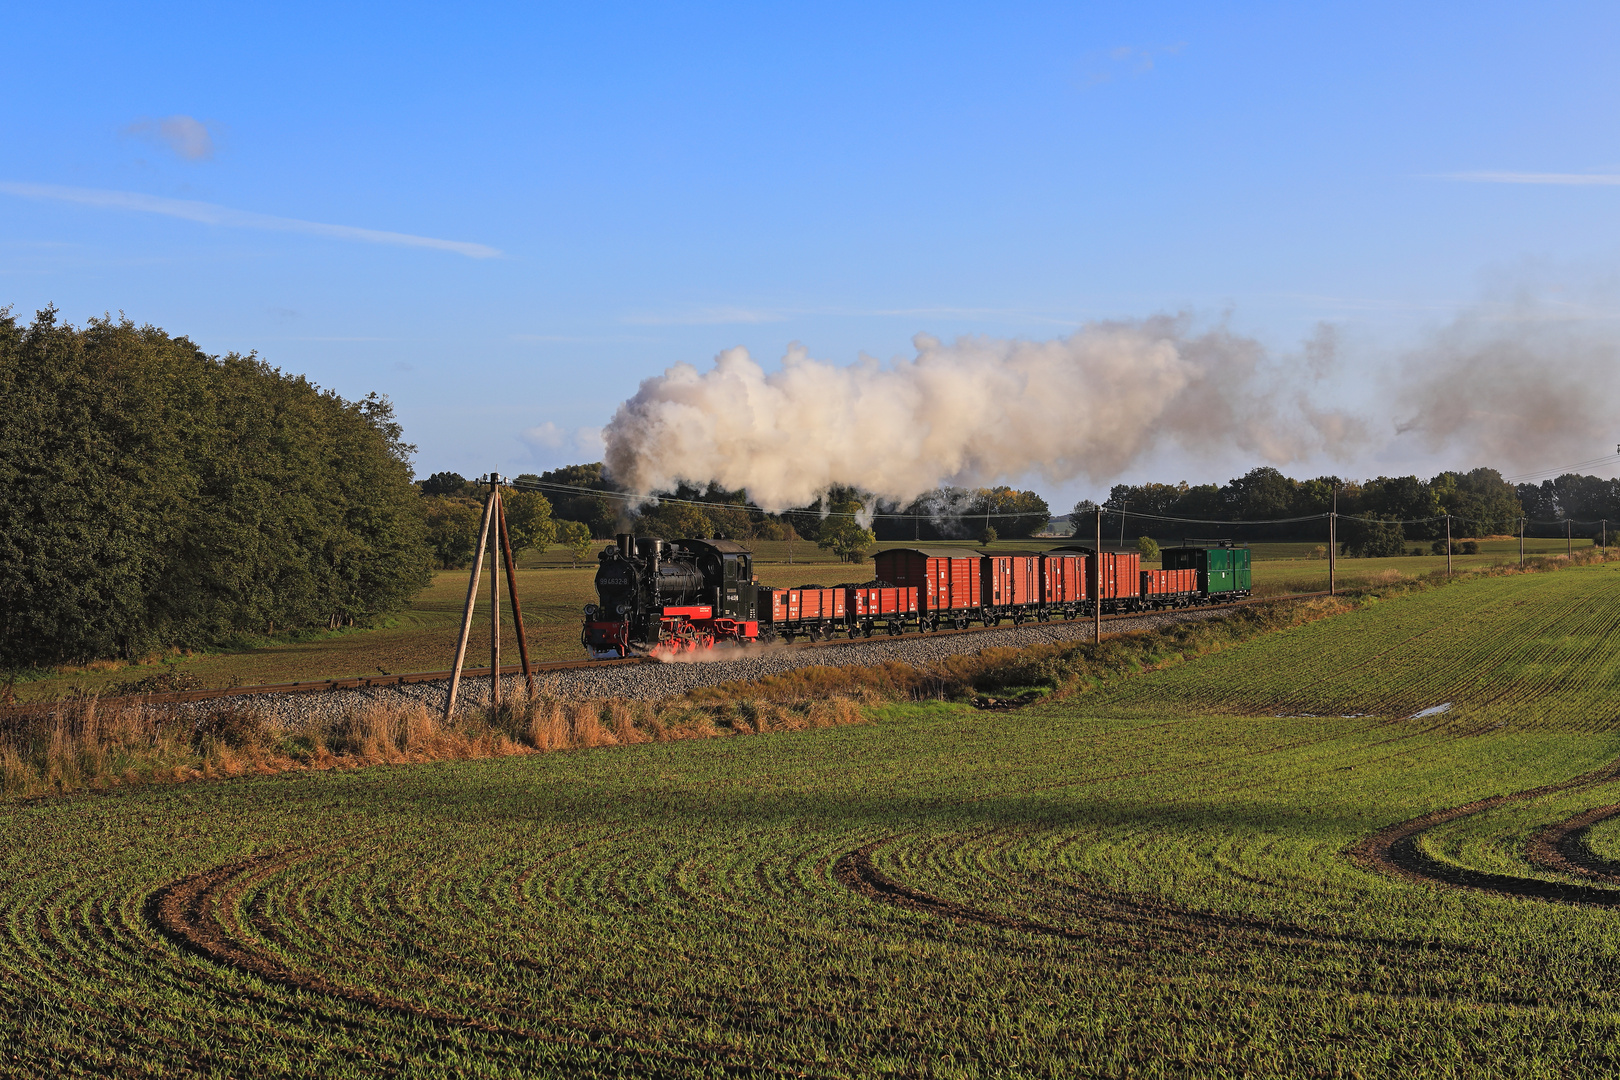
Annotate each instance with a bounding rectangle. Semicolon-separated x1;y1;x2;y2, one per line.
582;536;1251;658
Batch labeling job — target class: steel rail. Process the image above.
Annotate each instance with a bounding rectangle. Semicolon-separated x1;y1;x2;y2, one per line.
5;591;1328;712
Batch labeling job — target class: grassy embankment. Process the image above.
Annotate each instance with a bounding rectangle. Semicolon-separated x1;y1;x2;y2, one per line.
11;535;1593;702
6;561;1620;1073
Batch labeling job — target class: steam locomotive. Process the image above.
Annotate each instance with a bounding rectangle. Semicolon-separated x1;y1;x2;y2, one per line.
582;534;1251;658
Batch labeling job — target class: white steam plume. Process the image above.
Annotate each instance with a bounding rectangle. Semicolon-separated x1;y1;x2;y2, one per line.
602;316;1364;508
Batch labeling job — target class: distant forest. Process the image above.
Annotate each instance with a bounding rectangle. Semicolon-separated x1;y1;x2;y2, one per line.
1089;466;1620;556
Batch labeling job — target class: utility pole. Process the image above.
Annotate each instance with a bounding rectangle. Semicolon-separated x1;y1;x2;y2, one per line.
1519;516;1525;568
490;474;502;709
1094;505;1104;646
1446;515;1452;577
496;492;536;698
1118;501;1129;548
1568;518;1573;558
445;485;496;720
1604;519;1608;556
1329;487;1337;596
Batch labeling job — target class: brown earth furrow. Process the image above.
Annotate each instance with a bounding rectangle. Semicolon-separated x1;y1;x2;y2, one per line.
1350;759;1620;905
1528;804;1620;884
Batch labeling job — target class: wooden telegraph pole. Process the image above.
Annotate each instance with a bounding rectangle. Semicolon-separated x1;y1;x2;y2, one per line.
1445;514;1452;577
445;472;538;718
1568;518;1574;559
497;495;537;698
490;474;502;709
1519;516;1525;568
1328;489;1337;596
445;484;496;719
1094;505;1103;646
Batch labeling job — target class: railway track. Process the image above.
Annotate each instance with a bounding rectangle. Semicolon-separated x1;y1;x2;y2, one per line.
10;591;1329;712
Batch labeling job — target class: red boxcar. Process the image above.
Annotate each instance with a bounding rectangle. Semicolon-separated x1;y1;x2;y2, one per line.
1041;552;1088;606
1052;547;1141;607
771;587;846;623
983;552;1042;608
1140;567;1197;604
1096;551;1142;602
848;585;919;619
872;547;983;622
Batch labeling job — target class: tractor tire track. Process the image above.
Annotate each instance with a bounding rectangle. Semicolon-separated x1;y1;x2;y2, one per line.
1528;804;1620;884
1351;759;1620;905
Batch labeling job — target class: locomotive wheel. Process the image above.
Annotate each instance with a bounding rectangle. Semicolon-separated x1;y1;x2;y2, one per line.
847;627;859;640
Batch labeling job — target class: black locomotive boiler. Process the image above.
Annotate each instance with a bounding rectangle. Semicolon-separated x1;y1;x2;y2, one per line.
582;535;764;657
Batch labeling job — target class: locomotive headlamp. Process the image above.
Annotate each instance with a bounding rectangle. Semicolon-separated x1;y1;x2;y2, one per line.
616;603;629;615
584;604;596;617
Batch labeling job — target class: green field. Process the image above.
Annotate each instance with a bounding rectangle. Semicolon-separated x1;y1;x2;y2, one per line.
8;565;1620;1075
14;535;1596;702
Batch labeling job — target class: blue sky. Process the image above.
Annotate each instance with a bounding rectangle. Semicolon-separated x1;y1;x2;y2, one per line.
5;2;1619;507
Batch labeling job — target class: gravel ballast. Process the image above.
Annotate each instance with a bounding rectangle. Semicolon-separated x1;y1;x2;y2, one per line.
175;606;1242;728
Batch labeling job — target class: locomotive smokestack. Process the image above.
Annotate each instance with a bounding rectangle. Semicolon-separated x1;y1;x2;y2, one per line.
616;533;633;558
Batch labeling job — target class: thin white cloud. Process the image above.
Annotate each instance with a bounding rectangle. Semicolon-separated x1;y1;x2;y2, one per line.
126;115;215;161
508;333;659;343
0;182;502;258
621;306;787;325
1438;171;1620;186
1080;42;1186;88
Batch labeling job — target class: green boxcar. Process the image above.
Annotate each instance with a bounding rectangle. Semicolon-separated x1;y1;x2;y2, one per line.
1161;544;1252;598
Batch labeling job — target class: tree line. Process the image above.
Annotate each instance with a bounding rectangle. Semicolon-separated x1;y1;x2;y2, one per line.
0;309;431;668
1076;466;1620;558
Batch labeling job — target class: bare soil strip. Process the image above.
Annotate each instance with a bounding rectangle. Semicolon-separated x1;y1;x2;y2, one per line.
1528;804;1620;884
1351;761;1620;905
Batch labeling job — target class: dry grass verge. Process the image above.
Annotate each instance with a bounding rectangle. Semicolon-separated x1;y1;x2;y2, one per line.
0;692;864;800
